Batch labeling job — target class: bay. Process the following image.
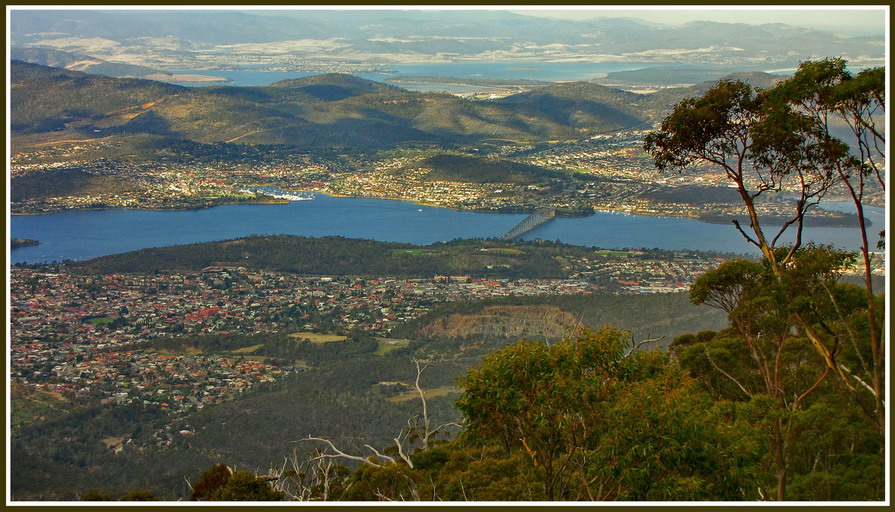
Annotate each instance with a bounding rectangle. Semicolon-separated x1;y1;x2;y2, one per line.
168;61;659;88
9;194;884;264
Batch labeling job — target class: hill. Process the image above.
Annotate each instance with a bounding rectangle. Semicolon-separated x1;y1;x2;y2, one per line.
10;166;138;202
11;47;166;78
10;61;655;152
10;61;186;136
639;71;786;114
416;154;565;184
495;82;649;133
266;73;402;100
10;62;803;156
71;236;585;278
392;293;725;348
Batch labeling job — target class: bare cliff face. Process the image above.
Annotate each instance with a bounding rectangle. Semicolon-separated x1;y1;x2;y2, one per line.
418;305;581;341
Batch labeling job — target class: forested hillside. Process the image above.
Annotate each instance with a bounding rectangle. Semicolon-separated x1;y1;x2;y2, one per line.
73;236;587;278
11;60;798;157
416;154;566;184
10;167;139;202
10;61;655;151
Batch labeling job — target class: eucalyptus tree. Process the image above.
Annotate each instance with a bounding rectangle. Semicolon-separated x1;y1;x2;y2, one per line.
644;64;884;432
686;247;874;500
643;79;840;270
764;58;885;432
456;327;760;500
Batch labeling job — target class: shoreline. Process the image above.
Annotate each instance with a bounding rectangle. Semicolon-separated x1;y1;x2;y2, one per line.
145;73;233;84
10;198;291;216
11;193;875;229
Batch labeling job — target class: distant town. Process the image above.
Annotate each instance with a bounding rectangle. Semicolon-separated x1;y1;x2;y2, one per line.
11;131;880;222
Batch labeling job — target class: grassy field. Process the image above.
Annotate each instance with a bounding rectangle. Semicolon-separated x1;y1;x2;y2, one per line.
11;389;69;427
391;248;429;256
288;332;348;344
385;385;460;403
374;338;411;356
594;249;636;258
228;344;265;354
480;247;525;255
102;436;126;450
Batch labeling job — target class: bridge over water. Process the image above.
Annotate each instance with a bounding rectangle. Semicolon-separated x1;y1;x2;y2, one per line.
500;208;556;240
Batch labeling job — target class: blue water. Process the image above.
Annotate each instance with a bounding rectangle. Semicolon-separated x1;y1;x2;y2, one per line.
169;61;659;88
9;195;885;264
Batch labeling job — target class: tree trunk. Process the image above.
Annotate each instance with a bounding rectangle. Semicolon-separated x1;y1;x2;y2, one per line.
774;419;787;501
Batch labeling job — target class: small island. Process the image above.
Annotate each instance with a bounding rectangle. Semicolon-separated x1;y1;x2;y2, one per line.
11;238;40;249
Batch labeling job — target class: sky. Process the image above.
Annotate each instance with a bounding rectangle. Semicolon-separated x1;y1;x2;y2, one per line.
510;6;888;36
8;5;887;37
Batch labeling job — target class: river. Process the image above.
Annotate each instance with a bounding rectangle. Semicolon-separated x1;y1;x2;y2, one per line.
9;195;885;264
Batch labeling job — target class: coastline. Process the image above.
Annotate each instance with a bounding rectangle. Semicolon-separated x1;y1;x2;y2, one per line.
145;73;233;84
10;198;290;216
12;193;874;228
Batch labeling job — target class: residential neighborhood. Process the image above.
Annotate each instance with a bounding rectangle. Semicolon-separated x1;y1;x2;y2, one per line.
9;249;729;429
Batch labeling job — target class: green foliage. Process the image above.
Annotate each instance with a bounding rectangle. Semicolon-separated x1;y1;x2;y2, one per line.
648;63;885;501
189;463;233;501
213;471;284;501
188;463;285;501
675;244;884;500
408;445;450;471
644;79;760;172
454;327;759;500
119;490;159;501
586;359;761;500
338;463;419;501
419;443;543;501
689;259;768;314
81;491;114;501
74;235;579;278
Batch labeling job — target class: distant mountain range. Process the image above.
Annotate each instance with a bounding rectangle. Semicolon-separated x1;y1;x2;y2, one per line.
9;60;785;153
9;9;884;74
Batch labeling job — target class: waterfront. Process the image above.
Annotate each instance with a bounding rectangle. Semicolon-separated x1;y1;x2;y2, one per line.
9;194;884;264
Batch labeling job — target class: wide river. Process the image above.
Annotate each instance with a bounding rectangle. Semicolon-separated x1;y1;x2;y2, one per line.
9;194;886;264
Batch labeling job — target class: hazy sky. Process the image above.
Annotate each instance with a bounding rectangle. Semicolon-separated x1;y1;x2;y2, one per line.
511;7;887;36
15;5;885;37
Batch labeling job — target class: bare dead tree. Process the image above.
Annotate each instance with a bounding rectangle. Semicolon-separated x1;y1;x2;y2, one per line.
273;358;462;500
267;449;350;501
623;334;665;358
300;436;396;467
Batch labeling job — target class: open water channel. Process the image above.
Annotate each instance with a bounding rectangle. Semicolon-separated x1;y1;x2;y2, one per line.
9;194;886;264
168;61;661;89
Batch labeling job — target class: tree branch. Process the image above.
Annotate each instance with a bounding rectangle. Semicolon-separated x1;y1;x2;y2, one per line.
703;346;753;398
412;358;433;450
732;219;761;248
299;436;387;467
624;334;664;358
